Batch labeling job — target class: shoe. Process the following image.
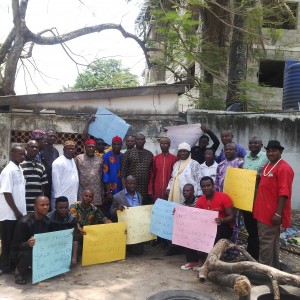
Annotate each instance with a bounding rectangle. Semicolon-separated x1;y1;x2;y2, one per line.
15;274;26;285
181;262;201;270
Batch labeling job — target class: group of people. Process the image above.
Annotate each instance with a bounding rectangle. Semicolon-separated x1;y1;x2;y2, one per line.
0;120;294;284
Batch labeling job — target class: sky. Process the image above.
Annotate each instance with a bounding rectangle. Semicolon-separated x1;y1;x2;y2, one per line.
0;0;146;95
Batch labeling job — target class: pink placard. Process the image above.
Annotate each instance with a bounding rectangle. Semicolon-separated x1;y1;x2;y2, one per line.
172;205;218;253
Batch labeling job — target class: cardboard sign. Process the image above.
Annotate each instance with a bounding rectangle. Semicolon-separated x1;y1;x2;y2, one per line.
223;168;257;211
88;107;130;144
82;222;126;266
150;199;177;240
32;229;73;284
172;206;218;253
117;205;156;244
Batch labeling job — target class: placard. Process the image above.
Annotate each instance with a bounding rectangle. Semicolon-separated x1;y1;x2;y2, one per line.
82;222;126;266
172;206;218;253
32;229;73;284
150;199;177;240
117;205;156;244
88;107;130;144
223;168;257;211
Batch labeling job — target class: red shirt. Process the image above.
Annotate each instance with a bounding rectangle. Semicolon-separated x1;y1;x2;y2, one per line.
195;191;233;219
253;159;294;228
148;153;178;202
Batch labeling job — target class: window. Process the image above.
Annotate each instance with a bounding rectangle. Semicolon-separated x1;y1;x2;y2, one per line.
258;60;285;88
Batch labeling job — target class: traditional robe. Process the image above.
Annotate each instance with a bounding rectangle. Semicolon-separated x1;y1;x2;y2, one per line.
148;152;178;202
52;155;79;207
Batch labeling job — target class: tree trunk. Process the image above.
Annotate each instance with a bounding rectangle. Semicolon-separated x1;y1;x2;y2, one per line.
226;0;248;109
198;239;300;300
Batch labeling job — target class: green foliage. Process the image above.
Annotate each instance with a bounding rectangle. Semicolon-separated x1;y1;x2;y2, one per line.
71;58;139;91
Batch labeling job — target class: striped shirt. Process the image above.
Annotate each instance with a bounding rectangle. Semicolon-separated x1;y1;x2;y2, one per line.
20;156;48;212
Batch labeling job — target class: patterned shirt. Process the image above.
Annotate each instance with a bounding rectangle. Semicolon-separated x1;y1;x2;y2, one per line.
75;154;103;205
215;158;243;192
121;148;153;200
69;201;108;227
20;155;48;212
102;151;123;195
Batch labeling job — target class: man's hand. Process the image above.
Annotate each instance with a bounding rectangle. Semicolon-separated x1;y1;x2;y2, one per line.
201;125;209;133
117;205;127;211
77;225;87;235
14;210;23;220
215;217;223;225
272;213;282;226
28;236;35;247
105;219;112;224
87;115;95;124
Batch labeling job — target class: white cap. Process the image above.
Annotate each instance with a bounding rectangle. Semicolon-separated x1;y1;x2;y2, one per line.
178;142;191;151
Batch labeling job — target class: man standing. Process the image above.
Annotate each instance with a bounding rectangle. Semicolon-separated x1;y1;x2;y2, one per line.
75;139;103;206
254;140;294;268
41;130;59;199
121;133;153;204
167;142;201;204
148;137;178;203
20;140;48;213
48;196;78;266
242;136;269;260
52;140;79;208
125;135;136;150
215;142;244;192
103;136;124;199
191;125;220;164
31;130;48;161
11;195;50;284
0;145;26;274
216;129;246;163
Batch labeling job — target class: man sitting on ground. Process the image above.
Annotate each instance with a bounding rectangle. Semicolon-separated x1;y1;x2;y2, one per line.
48;196;78;266
11;196;50;285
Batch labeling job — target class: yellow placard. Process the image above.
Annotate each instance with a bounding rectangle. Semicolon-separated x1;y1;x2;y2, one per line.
223;168;257;211
117;205;156;245
82;222;126;266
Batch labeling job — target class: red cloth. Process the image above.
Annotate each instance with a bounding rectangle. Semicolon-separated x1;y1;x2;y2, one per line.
147;152;178;202
253;159;294;228
195;192;233;219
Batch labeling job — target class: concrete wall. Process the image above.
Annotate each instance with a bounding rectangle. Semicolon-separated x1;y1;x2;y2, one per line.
187;109;300;209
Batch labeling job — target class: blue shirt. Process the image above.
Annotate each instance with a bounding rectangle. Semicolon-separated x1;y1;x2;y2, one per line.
124;189;140;207
216;144;247;163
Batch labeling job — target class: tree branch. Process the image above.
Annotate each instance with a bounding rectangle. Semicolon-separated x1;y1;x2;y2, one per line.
26;23;152;68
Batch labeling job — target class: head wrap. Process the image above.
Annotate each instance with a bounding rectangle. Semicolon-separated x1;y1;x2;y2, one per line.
84;139;96;146
64;140;76;146
178;142;191;151
31;130;46;140
112;135;122;143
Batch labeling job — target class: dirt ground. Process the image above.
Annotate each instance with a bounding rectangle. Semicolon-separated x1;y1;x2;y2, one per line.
1;243;300;300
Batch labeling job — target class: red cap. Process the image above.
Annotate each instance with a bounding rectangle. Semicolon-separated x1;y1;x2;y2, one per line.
112;136;122;143
84;139;96;146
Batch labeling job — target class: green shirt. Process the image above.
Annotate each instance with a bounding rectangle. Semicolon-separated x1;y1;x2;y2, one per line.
243;150;269;175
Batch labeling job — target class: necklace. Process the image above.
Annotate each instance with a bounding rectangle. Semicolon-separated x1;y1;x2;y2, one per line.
263;158;282;177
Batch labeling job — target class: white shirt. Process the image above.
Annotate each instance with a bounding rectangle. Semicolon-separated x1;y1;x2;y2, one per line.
52;155;79;206
200;161;218;179
0;161;26;221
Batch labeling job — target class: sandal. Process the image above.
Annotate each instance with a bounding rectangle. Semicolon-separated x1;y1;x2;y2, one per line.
15;274;26;285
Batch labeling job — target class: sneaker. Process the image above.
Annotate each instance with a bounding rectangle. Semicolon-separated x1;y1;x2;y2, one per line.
181;262;200;270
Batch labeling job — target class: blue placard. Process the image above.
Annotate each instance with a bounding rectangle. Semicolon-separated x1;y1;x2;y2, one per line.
150;199;177;240
88;107;130;145
32;229;73;284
